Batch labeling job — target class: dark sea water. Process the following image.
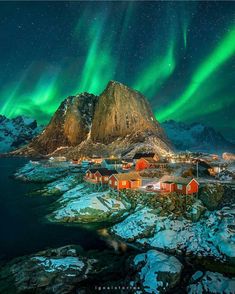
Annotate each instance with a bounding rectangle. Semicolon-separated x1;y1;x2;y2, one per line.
0;157;108;262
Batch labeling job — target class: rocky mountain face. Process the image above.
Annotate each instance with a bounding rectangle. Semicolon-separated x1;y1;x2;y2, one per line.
90;81;165;144
29;93;98;154
162;120;235;154
12;81;172;158
0;115;43;153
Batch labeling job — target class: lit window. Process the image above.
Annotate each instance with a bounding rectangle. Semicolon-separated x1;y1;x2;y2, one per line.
115;181;117;186
109;180;112;184
122;181;127;185
188;185;191;191
104;177;108;181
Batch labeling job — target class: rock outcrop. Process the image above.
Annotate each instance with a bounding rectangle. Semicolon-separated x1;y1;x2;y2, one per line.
132;250;183;293
48;184;132;223
0;245;95;294
12;81;172;158
187;271;235;293
111;205;235;265
199;183;224;210
26;93;98;155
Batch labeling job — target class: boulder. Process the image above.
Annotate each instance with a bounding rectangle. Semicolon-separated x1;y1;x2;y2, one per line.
111;207;160;241
199;183;224;210
132;250;183;293
187;271;235;293
0;245;95;294
186;199;206;222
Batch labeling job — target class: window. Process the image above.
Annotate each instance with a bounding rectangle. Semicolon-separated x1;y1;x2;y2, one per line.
177;184;182;190
109;180;112;184
104;177;108;181
122;181;127;185
115;181;117;186
188;185;191;191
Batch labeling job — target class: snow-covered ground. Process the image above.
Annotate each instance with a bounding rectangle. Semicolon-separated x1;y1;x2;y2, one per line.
112;205;235;265
15;160;80;183
132;250;183;294
187;271;235;294
31;256;85;274
111;207;160;240
49;186;131;223
40;175;81;196
0;245;94;294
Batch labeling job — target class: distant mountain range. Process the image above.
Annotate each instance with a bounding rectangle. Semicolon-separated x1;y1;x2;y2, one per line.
162;120;235;154
0;115;43;153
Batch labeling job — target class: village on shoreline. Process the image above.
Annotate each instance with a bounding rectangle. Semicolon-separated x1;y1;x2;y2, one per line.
2;149;235;294
48;150;235;196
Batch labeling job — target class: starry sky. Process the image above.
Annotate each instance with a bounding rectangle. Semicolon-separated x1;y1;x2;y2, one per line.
0;1;234;140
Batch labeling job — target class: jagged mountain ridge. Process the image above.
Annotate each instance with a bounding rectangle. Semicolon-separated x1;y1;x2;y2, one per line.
30;93;98;154
12;81;172;158
0;115;43;153
162;120;235;153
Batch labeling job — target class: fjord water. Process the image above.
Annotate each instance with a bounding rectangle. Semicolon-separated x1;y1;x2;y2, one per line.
0;157;107;262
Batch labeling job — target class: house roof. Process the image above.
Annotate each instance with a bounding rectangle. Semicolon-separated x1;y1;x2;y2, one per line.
139;157;158;164
95;169;118;176
160;175;198;185
122;159;133;163
110;172;141;181
87;168;108;174
103;159;123;164
133;152;155;159
209;162;227;167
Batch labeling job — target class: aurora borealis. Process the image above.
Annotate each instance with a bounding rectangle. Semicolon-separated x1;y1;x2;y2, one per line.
0;2;234;140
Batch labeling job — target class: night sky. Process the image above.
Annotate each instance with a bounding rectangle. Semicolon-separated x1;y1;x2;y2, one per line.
0;2;234;140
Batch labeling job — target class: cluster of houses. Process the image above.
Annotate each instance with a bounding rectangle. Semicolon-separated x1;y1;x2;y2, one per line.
81;152;201;195
85;168;142;190
160;176;199;195
48;150;234;195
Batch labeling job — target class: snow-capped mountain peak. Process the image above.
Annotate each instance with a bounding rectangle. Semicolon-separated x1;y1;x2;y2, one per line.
0;115;43;153
162;120;235;153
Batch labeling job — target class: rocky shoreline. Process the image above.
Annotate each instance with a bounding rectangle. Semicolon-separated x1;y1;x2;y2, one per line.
1;159;234;293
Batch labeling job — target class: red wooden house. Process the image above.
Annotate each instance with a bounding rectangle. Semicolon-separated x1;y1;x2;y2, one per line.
135;157;158;171
160;176;199;195
108;172;142;190
85;168;108;183
94;169;118;184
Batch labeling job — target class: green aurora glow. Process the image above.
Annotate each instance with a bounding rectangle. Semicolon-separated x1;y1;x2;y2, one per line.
157;26;235;122
0;2;234;139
